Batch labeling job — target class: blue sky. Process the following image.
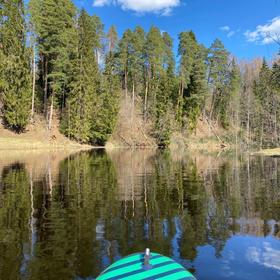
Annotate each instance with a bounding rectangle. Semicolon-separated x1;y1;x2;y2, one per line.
75;0;280;59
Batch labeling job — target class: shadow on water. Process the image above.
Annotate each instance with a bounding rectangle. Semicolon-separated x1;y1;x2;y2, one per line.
0;149;279;280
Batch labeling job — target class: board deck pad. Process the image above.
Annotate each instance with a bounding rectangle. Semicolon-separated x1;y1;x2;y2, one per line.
97;252;196;280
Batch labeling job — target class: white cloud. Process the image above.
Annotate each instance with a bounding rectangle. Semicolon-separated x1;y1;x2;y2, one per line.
227;31;235;38
93;0;110;6
244;16;280;44
220;26;237;38
93;0;181;15
220;26;230;32
246;242;280;272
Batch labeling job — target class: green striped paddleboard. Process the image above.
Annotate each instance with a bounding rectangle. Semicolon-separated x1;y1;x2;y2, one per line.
97;249;196;280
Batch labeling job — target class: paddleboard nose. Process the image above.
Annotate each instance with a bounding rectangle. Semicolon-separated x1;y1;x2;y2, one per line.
143;248;152;270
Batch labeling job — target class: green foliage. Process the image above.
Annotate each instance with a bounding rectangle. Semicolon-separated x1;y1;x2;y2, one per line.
252;59;280;147
178;31;207;131
29;0;76;110
0;0;31;132
60;10;100;143
5;0;279;148
90;36;120;146
207;39;231;128
153;32;176;146
1;55;31;132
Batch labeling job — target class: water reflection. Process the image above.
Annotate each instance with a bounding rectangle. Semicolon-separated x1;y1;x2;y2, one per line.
0;149;279;280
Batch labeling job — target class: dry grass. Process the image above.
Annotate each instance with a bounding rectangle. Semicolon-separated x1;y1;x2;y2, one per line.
0;114;93;151
106;97;157;148
0;137;91;150
170;118;231;153
254;148;280;156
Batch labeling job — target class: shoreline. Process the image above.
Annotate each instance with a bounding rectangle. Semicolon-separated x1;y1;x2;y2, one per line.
253;148;280;157
0;137;95;151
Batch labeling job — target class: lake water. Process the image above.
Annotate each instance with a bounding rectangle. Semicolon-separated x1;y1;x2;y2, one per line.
0;149;279;280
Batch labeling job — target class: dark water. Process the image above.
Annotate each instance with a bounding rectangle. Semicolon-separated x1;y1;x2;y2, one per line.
0;149;279;280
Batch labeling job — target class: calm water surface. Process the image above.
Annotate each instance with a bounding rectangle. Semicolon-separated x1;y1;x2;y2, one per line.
0;149;279;280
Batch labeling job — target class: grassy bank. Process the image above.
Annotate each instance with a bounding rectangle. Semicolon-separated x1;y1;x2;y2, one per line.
0;137;93;150
254;148;280;156
0;116;93;151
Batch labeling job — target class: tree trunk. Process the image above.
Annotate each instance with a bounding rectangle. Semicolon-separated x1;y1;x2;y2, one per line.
246;90;251;145
44;57;48;116
95;49;99;65
209;89;216;120
31;45;36;122
260;120;263;148
125;69;128;104
274;99;277;142
144;79;148;121
131;80;135;124
48;93;54;131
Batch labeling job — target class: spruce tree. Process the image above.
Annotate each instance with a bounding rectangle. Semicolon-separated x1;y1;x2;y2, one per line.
228;59;241;131
154;32;176;146
177;31;208;130
118;29;133;101
186;45;208;131
144;26;165;117
207;39;230;127
0;0;31;132
254;59;272;147
61;9;100;143
91;32;120;145
29;0;76;129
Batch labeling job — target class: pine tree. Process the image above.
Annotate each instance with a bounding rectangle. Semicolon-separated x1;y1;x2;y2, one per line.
207;39;230;127
91;32;120;145
186;45;208;131
0;0;31;132
107;25;118;53
91;15;104;64
254;59;272;147
154;32;176;146
129;27;145;120
60;9;100;143
177;31;197;126
117;29;133;101
177;31;208;131
271;61;280;142
228;59;241;131
29;0;76;129
271;61;280;90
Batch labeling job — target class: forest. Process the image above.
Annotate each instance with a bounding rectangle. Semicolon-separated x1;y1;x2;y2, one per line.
0;0;279;148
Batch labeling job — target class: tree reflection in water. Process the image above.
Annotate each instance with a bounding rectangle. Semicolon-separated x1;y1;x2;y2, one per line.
0;150;279;280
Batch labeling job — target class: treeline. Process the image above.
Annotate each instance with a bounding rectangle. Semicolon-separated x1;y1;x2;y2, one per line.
0;0;279;147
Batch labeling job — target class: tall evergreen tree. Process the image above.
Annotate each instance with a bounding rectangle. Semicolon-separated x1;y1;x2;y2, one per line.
29;0;76;129
154;32;176;146
144;26;165;117
0;0;31;132
60;9;100;143
186;45;208;131
253;59;272;146
177;31;207;130
107;25;118;53
228;59;241;131
91;29;120;145
207;39;230;127
118;29;133;101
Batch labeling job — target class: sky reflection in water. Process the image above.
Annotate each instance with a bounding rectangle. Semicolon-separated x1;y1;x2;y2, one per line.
0;149;279;280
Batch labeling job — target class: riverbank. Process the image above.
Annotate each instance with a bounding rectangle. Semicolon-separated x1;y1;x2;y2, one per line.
0;112;232;152
254;148;280;156
0;137;93;150
0;116;93;151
